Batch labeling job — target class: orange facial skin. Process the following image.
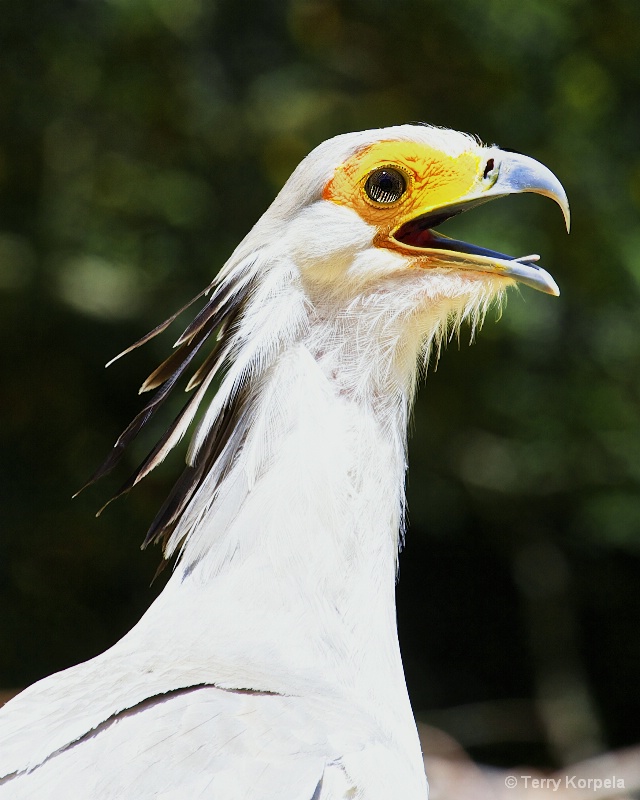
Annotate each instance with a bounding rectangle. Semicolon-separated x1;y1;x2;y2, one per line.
322;140;484;259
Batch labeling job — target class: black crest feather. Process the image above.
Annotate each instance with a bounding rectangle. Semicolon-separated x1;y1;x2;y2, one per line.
80;262;259;552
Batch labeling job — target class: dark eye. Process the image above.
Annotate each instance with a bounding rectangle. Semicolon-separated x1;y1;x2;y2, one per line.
364;168;407;204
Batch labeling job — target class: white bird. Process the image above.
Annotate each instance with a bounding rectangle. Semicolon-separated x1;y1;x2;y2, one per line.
0;124;569;799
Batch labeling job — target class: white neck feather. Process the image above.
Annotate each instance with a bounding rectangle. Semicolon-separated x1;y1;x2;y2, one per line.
151;248;503;708
168;246;503;582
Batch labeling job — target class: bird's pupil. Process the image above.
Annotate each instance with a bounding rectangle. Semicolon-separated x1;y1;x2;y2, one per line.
365;168;406;204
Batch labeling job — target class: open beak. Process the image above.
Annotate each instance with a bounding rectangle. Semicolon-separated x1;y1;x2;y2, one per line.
390;152;570;296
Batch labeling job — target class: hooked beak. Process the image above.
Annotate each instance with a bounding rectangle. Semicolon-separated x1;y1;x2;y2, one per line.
389;151;570;296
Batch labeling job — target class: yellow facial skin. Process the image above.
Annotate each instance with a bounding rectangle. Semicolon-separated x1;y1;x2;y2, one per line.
322;140;484;257
321;137;566;296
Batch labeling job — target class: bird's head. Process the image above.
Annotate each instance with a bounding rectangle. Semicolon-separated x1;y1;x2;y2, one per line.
87;125;570;553
254;125;568;311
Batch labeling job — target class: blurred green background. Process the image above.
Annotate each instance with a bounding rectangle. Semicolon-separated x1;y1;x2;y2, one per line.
1;0;639;770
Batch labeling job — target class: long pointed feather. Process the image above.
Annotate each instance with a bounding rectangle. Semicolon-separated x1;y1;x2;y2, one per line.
184;341;227;393
96;345;230;517
140;271;257;394
144;378;254;551
142;464;202;550
85;250;266;554
74;376;180;498
77;332;212;496
105;286;211;368
173;268;256;348
139;340;201;395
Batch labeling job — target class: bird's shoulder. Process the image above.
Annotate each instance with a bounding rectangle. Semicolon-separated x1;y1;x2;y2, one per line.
0;683;423;799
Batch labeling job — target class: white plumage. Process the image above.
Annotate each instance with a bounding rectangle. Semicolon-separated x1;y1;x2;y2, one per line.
0;124;568;798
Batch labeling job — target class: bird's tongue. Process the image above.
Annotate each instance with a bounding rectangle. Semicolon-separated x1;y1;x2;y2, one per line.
394;215;540;267
394;211;460;249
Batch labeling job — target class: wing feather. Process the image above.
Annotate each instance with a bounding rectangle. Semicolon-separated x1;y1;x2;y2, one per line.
0;686;343;800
